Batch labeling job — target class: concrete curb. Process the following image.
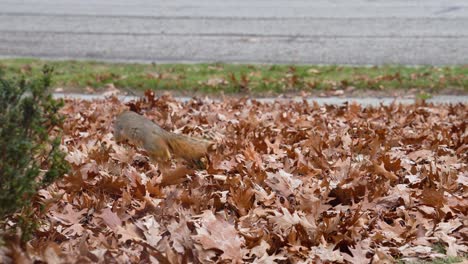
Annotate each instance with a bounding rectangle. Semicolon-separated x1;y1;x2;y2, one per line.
53;93;468;106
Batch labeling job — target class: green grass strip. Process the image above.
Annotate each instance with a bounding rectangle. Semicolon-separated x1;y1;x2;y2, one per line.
1;58;466;95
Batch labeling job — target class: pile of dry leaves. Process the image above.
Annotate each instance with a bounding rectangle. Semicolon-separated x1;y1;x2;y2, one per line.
1;93;467;263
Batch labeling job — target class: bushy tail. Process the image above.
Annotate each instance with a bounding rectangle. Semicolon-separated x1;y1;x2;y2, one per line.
165;133;213;163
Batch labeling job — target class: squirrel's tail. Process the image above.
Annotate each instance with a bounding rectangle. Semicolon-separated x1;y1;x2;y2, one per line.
165;133;213;163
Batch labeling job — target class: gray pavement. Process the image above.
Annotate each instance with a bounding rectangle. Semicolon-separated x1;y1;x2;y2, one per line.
53;93;468;106
1;0;468;65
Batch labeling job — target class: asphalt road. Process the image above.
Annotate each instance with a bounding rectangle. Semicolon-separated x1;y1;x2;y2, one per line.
1;0;467;65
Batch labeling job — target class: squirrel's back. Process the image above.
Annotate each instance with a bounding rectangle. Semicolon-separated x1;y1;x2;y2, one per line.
114;111;171;161
114;111;213;165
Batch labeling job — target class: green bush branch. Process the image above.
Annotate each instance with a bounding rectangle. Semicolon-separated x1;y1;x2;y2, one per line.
0;66;69;239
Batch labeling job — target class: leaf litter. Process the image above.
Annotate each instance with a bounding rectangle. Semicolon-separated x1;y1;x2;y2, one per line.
1;93;467;263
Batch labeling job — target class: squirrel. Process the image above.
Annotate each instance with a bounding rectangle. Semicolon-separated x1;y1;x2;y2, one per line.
113;111;213;167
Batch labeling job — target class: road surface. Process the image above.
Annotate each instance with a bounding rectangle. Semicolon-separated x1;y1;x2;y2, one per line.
1;0;467;65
